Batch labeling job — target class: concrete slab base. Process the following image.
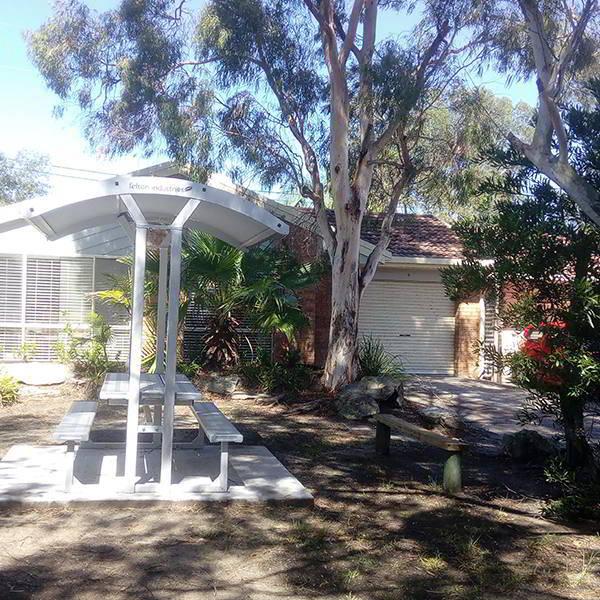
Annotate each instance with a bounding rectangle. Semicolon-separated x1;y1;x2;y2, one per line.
0;444;313;504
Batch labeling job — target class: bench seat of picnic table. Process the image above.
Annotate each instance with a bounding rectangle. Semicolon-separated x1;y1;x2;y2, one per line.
192;402;243;491
53;401;98;492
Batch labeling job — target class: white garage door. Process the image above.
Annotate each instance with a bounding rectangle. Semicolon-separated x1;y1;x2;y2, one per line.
359;280;456;374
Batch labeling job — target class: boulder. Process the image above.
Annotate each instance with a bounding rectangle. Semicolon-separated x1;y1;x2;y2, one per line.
502;429;560;463
416;405;462;429
3;362;66;386
335;376;404;420
196;374;239;395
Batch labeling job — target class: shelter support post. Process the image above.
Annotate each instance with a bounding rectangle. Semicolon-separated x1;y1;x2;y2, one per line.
155;244;169;374
160;199;200;490
121;195;148;493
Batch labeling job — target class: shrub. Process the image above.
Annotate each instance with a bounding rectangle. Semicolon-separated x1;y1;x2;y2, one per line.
0;371;20;406
358;336;406;379
542;457;600;521
55;313;121;383
177;360;203;378
239;348;313;394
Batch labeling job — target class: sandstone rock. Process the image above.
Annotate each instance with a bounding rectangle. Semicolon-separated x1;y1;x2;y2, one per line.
335;376;404;420
416;404;462;429
196;374;239;395
3;362;66;386
502;429;559;463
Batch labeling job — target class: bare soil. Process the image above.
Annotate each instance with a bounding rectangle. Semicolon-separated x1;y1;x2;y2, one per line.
0;383;599;600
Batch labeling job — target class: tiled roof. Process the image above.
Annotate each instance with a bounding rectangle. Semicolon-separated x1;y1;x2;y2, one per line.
318;210;463;259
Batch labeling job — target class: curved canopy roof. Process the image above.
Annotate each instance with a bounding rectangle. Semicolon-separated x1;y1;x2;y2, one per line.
0;176;288;248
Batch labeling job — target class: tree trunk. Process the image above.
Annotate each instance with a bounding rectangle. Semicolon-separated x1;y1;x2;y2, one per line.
322;219;362;390
560;397;594;474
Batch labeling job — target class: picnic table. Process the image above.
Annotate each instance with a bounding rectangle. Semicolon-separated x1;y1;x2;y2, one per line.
99;372;202;405
0;174;287;493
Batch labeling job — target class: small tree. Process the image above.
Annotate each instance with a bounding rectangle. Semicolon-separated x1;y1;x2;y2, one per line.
0;150;48;205
97;233;323;370
442;146;600;477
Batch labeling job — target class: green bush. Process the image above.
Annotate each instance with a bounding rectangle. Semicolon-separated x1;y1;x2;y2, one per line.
0;371;20;406
358;335;406;378
542;457;600;521
177;360;203;378
55;313;122;383
239;348;313;394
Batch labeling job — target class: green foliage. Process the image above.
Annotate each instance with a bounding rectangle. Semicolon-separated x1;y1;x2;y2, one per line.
543;458;600;521
55;313;121;383
97;233;322;371
16;342;38;362
177;360;202;379
358;336;406;379
442;91;600;486
0;371;20;407
239;348;313;394
0;150;48;205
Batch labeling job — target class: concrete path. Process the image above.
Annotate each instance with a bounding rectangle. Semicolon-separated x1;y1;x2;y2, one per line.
409;376;599;446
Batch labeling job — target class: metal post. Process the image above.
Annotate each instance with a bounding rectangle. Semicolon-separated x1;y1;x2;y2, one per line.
160;227;182;490
124;223;147;492
65;441;75;493
218;442;229;491
155;246;169;374
160;199;200;490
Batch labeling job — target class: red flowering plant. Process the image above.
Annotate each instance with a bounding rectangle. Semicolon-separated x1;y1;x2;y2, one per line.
521;322;568;389
441;178;600;483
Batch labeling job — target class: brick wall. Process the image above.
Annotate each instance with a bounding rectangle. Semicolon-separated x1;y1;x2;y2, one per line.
273;222;329;366
454;295;481;377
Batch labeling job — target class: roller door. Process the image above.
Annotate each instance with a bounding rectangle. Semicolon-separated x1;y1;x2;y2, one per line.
359;280;455;374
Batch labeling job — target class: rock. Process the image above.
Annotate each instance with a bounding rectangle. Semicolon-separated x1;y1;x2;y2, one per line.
196;374;239;395
2;362;66;386
416;405;462;429
335;376;404;420
361;376;404;401
502;429;560;463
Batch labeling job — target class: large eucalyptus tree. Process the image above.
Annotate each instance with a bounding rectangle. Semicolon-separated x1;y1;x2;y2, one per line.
28;0;490;389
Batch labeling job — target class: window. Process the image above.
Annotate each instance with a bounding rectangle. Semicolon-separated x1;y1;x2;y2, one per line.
0;254;130;361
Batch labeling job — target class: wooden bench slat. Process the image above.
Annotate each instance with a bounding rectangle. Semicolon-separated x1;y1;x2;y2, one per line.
53;401;97;442
192;402;243;443
373;413;468;452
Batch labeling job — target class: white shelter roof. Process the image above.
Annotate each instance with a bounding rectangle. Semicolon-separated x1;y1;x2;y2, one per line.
0;176;288;247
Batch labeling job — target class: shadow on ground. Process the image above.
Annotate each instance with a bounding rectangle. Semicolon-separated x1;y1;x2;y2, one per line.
0;393;599;599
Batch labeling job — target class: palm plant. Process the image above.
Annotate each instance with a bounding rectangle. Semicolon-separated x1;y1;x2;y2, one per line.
95;231;323;370
183;231;322;368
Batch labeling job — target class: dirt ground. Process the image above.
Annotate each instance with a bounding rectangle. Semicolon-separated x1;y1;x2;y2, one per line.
0;383;599;600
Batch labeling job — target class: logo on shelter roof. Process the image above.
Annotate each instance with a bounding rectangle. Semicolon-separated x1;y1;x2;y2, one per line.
128;181;194;194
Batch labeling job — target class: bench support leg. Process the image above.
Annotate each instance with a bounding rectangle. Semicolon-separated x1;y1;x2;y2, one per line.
65;442;76;493
218;442;229;492
375;421;391;455
443;451;462;494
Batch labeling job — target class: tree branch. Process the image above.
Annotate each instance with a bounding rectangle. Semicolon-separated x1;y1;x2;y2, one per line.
339;0;364;67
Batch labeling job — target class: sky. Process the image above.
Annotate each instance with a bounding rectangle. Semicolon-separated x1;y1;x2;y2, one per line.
0;1;539;198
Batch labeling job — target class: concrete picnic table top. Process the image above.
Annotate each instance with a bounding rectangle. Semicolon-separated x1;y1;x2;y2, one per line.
99;372;202;406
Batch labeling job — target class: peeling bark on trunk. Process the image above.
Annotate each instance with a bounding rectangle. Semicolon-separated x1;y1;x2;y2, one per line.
322;219;362;390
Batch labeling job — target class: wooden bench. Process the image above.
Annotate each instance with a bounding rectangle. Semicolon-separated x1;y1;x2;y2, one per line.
192;402;243;491
373;413;468;493
53;401;97;492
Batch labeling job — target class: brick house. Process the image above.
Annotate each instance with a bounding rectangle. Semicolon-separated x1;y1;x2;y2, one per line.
267;205;483;377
